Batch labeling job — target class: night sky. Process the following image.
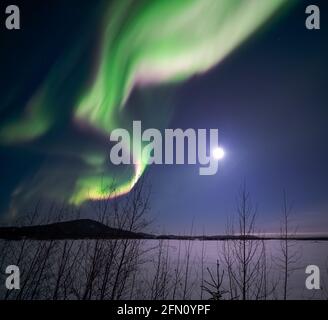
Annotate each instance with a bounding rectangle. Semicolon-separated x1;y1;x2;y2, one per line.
0;0;327;234
150;0;328;234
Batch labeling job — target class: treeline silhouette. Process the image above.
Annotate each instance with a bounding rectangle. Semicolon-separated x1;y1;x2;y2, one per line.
0;180;327;300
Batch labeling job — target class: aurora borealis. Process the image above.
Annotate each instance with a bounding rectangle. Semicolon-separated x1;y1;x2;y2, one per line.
1;0;291;209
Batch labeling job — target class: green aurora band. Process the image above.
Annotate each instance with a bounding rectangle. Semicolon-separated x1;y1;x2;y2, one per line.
0;0;291;206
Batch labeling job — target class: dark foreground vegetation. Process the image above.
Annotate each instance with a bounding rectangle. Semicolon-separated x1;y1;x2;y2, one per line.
1;181;327;300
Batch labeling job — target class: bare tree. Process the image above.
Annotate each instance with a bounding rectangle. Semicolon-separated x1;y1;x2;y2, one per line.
222;183;265;300
171;240;183;300
149;239;171;300
182;221;194;300
276;190;301;300
201;260;227;300
200;232;206;300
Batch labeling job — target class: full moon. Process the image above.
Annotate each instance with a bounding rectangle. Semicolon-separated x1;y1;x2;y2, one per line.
212;147;225;160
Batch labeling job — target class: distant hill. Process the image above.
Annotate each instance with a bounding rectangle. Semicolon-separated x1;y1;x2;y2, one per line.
0;219;327;241
0;219;155;240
